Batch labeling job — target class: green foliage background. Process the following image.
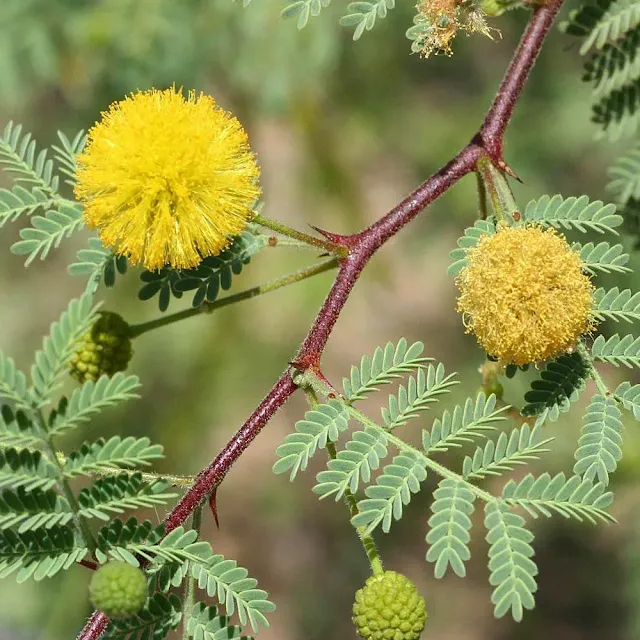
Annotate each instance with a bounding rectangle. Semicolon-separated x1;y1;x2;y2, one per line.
0;0;637;638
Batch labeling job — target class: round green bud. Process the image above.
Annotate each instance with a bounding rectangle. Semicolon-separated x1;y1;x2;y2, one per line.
69;312;133;383
89;561;147;619
352;571;427;640
483;380;504;399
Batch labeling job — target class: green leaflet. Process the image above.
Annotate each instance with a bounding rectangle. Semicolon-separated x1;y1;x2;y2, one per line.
462;424;553;480
573;394;623;485
273;399;350;480
562;0;615;39
502;472;615;524
0;185;59;228
0;488;72;533
615;380;640;417
64;436;165;477
381;363;458;429
484;503;537;622
30;293;101;407
340;0;396;40
575;241;631;274
138;229;268;312
185;603;245;640
342;338;429;401
351;451;428;534
282;0;332;28
0;448;58;493
580;0;640;53
190;553;276;632
11;201;85;266
447;218;496;276
77;474;177;521
0;121;59;197
423;393;506;454
0;406;43;449
521;352;590;426
68;237;128;294
313;427;389;500
565;0;640;139
425;479;475;578
103;593;182;640
593;287;640;322
523;194;622;233
591;333;640;366
585;26;640;97
49;373;141;437
0;525;87;582
0;352;30;409
51;129;85;187
608;144;640;203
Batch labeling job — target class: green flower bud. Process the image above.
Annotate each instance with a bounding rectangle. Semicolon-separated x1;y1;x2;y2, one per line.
352;571;427;640
89;561;147;619
69;312;133;383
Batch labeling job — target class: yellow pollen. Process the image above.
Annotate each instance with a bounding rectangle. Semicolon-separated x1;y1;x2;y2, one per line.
74;87;261;271
456;225;597;365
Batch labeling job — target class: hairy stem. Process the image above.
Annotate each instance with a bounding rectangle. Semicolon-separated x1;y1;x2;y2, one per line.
77;2;566;635
182;504;203;640
129;258;339;338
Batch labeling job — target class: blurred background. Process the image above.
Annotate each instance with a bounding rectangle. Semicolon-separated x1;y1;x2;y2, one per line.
0;0;638;638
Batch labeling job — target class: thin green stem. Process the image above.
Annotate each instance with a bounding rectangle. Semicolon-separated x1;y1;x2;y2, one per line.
56;452;195;487
577;340;610;397
0;444;196;488
129;258;339;339
267;236;326;251
477;157;518;223
345;405;497;504
253;213;349;257
326;441;383;575
299;380;384;576
298;369;496;504
182;504;203;640
42;424;97;554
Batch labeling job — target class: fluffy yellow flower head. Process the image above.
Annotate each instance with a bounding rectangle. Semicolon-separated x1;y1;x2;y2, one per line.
75;88;260;271
456;225;596;365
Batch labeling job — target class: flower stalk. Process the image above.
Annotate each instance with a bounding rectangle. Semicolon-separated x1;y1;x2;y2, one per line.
128;257;339;339
253;213;349;258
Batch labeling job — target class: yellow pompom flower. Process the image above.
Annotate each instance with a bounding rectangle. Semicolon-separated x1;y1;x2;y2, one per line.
456;225;596;365
75;88;260;271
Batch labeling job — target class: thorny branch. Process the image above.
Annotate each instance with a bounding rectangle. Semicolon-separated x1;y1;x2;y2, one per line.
77;1;566;637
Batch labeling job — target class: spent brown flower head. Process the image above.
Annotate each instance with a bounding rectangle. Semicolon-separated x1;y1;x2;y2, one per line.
414;0;496;57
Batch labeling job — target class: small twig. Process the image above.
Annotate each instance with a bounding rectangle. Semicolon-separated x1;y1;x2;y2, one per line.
128;258;339;338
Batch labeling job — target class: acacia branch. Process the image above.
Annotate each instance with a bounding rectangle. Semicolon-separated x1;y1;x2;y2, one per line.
77;1;566;636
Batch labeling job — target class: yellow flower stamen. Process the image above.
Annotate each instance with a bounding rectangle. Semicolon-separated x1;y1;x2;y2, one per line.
456;225;596;365
75;87;260;271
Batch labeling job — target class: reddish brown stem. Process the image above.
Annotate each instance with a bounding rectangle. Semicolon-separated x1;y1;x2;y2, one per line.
77;2;565;637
